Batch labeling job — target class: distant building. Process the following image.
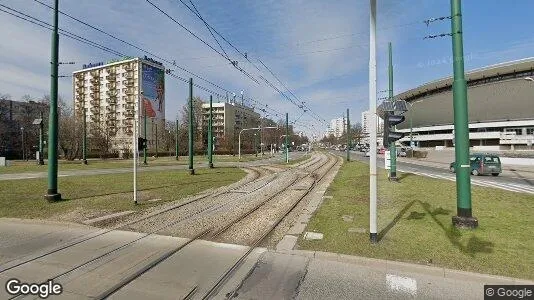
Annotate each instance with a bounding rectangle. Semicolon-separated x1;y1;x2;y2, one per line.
73;56;165;156
201;101;260;146
0;99;48;158
361;110;383;135
329;117;346;138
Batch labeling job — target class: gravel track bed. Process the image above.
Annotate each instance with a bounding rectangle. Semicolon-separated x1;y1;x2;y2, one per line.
216;154;338;247
214;176;315;245
151;154;324;238
157;171;300;238
262;154;342;248
124;170;280;234
204;153;333;245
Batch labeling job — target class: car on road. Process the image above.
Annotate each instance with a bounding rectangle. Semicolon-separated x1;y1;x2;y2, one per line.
449;153;502;176
377;148;386;154
397;148;407;157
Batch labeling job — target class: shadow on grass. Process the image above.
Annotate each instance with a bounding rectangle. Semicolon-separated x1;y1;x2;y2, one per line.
419;201;494;256
58;178;226;201
397;172;414;180
378;200;415;242
406;211;426;220
511;170;534;186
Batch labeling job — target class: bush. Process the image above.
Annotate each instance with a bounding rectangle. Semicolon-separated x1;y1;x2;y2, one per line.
413;150;428;158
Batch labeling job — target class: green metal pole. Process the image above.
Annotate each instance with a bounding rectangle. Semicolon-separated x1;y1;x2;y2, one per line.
208;95;213;168
388;42;398;181
39;111;44;165
82;106;87;164
188;78;194;174
143;105;147;164
451;0;477;228
45;0;61;201
285;113;289;163
175;119;179;160
346;108;350;162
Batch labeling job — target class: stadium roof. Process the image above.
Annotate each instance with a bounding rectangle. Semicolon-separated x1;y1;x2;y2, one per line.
397;57;534;101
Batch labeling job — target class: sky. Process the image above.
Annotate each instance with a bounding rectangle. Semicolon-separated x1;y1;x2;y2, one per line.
1;0;534;138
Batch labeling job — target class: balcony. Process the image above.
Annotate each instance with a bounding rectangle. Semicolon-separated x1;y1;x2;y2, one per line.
125;79;135;86
89;93;100;99
76;80;84;87
75;94;85;101
123;96;134;103
106;90;117;97
124;88;135;95
90;70;100;77
123;111;134;118
123;64;133;71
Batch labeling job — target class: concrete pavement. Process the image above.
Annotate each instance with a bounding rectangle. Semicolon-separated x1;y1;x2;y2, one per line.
1;218;532;299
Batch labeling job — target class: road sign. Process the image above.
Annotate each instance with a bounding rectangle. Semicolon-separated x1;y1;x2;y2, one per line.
385;150;391;169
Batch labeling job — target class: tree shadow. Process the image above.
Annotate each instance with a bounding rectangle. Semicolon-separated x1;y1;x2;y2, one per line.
406;211;426;220
419;201;494;256
378;200;415;241
511;170;534;186
397;172;414;180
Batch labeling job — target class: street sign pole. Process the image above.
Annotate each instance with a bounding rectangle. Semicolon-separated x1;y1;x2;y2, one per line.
451;0;477;228
346;108;350;162
285;113;289;163
175;118;179;160
369;0;378;243
208;95;214;168
188;78;195;175
388;42;398;181
45;0;61;201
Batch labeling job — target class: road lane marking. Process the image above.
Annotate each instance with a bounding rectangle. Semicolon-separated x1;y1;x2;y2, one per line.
386;274;417;296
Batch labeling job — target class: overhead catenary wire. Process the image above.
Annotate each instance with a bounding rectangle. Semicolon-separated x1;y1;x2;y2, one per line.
15;1;322;130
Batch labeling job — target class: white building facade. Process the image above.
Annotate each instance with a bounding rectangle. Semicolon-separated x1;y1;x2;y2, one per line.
73;56;165;156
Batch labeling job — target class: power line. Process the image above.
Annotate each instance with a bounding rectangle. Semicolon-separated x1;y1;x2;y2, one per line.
144;0;260;84
13;2;319;129
173;0;327;125
31;0;233;95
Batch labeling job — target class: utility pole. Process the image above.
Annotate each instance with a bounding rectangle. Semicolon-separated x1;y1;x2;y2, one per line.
188;78;195;175
143;105;147;164
175;118;179;160
38;111;44;165
133;93;138;205
388;42;398;181
208;95;214;168
450;0;477;228
369;0;377;243
285;113;289;163
82;105;87;164
45;0;61;201
346;108;350;162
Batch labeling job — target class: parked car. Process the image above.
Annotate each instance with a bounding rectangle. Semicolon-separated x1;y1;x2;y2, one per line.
449;153;502;176
397;149;407;157
377;148;386;154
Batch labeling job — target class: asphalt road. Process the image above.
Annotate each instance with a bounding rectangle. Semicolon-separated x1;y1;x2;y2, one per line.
332;150;534;195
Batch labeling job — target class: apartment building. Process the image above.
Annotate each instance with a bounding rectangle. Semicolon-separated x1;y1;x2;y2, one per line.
73;56;165;156
201;101;260;145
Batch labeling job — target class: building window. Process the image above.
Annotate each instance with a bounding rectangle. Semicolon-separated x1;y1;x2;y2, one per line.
527;128;534;135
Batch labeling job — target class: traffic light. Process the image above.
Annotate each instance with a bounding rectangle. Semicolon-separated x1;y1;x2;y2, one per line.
384;112;406;146
137;137;147;150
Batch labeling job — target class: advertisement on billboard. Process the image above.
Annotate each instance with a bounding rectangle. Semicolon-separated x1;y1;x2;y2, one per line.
141;63;165;120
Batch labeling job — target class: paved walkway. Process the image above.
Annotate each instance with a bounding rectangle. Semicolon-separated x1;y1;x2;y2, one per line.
0;153;307;181
0;219;532;299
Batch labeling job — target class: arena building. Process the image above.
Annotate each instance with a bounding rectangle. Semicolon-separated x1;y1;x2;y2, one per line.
396;57;534;151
